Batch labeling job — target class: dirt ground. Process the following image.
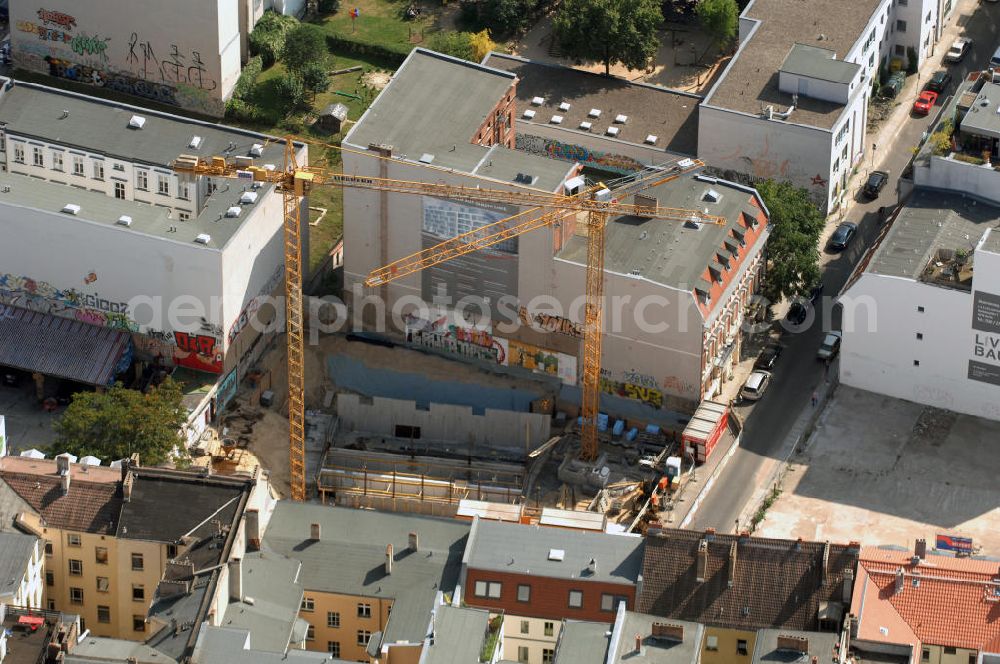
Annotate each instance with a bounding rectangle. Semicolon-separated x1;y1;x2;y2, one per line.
510;17;728;94
756;385;1000;556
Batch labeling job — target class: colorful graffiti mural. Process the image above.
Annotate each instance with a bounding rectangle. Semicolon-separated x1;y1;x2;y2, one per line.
173;331;223;373
404;314;507;364
517;305;584;338
516;134;647;175
508;339;577;385
600;376;664;409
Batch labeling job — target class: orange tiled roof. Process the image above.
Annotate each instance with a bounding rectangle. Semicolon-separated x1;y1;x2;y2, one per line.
858;547;1000;652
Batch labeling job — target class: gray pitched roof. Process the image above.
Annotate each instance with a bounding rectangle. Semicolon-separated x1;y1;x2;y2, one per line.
464;518;644;585
0;531;36;598
423;605;491;664
221;552;305;654
193;626;351;664
751;629;840;664
65;638;176;664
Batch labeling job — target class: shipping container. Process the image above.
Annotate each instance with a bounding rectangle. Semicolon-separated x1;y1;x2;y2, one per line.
681;400;729;464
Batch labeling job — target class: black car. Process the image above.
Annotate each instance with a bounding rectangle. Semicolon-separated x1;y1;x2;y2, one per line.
829;222;858;251
863;170;889;199
754;342;784;370
926;70;952;93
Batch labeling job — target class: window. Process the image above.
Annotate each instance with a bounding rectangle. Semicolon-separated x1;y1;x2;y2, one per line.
69;559;83;576
157;174;169;195
922;649;930;661
178;211;190;221
46;599;56;611
357;630;372;646
925;10;931;21
518;647;530;663
95;547;108;564
13;144;24;164
307;625;315;641
914;360;920;366
544;622;554;637
131;553;144;571
70;587;84;604
132;585;145;601
895;20;907;32
327;611;340;628
113;162;125;172
543;649;555;664
895;44;906;56
833;158;840;173
166;544;177;559
917;306;925;312
179;182;190;200
32;147;43;167
897;0;907;5
97;577;109;593
737;639;749;656
114;182;126;199
97;606;111;623
568;590;583;608
520;620;529;635
301;597;315;612
133;616;146;632
328;642;340;657
67;533;82;547
73;155;84;176
45;541;53;556
357;603;371;618
474;581;501;599
517;584;531;602
137;170;148;190
944;648;957;656
916;333;923;340
45;570;54;586
93;161;104;180
969;655;977;664
52;151;63;171
706;636;719;651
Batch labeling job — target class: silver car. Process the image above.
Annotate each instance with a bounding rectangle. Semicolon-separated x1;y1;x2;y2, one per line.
740;370;772;402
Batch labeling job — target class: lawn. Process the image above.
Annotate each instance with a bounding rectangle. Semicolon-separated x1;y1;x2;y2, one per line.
319;0;435;49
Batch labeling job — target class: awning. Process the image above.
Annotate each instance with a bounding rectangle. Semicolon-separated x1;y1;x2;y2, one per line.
0;304;132;386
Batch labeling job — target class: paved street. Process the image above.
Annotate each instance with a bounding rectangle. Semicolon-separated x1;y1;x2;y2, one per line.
688;0;999;533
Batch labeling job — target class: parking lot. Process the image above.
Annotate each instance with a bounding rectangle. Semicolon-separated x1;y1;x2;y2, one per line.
756;385;1000;555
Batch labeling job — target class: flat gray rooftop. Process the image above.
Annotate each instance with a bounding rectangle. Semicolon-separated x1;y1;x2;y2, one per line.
0;80;287;169
867;189;1000;280
706;0;883;129
557;174;765;291
554;620;611;664
960;82;1000;140
65;637;175;664
423;605;490;664
484;52;701;155
221;553;305;654
780;44;861;85
752;629;839;664
0;169;274;250
345;48;571;192
465;519;644;585
194;626;349;663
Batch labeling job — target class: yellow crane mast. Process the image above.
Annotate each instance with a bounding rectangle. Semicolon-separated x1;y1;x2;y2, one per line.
173;138;722;499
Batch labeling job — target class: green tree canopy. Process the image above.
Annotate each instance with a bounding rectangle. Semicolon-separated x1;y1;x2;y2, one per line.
696;0;738;49
282;24;328;73
54;379;187;466
553;0;662;76
300;61;332;99
249;10;299;67
755;179;824;302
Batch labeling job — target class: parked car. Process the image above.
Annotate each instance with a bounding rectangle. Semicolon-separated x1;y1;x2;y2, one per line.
740;370;772;402
926;70;952;92
754;343;784;371
912;90;939;115
944;38;971;64
828;222;858;251
817;331;842;361
863;171;889;199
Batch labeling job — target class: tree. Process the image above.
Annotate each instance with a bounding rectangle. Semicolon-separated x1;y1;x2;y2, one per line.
282;24;327;73
54;379;187;466
428;31;476;60
275;72;307;110
249;11;299;67
754;179;824;302
696;0;737;50
301;61;331;99
553;0;662;76
478;0;535;37
469;29;497;61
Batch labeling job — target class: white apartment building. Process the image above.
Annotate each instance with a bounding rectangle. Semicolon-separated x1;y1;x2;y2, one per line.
840;190;1000;420
0;78;305;425
699;0;951;214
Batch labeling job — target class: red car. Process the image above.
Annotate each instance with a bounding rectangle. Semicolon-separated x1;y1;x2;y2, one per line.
913;90;938;115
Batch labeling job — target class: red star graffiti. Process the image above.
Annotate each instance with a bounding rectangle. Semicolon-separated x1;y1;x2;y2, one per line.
811;174;828;187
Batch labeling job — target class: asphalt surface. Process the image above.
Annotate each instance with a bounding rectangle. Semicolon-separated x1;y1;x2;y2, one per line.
689;0;1000;532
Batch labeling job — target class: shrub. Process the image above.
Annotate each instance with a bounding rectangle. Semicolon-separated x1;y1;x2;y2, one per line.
469;29;497;61
952;153;985;165
301;61;332;98
928;118;954;156
276;72;307;111
325;34;411;67
428;31;475;60
249;11;299;67
233;55;263;100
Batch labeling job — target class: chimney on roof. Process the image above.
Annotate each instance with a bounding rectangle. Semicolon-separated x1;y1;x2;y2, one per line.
228;557;243;602
61;471;71;496
795;537;803;551
310;523;321;541
122;471;134;503
894;567;905;594
914;538;927;560
843;567;854;604
409;531;419;552
386;543;393;575
696;539;709;583
634;634;643;655
821;541;830;586
246;509;260;552
56;453;71;475
728;541;737;588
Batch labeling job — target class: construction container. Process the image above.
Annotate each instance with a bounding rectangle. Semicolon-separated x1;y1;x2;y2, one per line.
681;400;728;465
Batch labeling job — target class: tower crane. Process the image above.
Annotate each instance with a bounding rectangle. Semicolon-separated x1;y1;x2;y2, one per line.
174;137;722;500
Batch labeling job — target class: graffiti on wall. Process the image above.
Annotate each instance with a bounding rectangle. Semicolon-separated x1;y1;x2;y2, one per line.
216;368;238;412
173;331;223;373
404;313;508;364
508;339;577;385
517;305;583;338
13;10;221;115
516;134;647;175
600;376;664;409
228;264;284;345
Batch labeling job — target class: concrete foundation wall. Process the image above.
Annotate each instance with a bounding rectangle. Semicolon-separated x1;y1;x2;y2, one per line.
338;394;551;448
